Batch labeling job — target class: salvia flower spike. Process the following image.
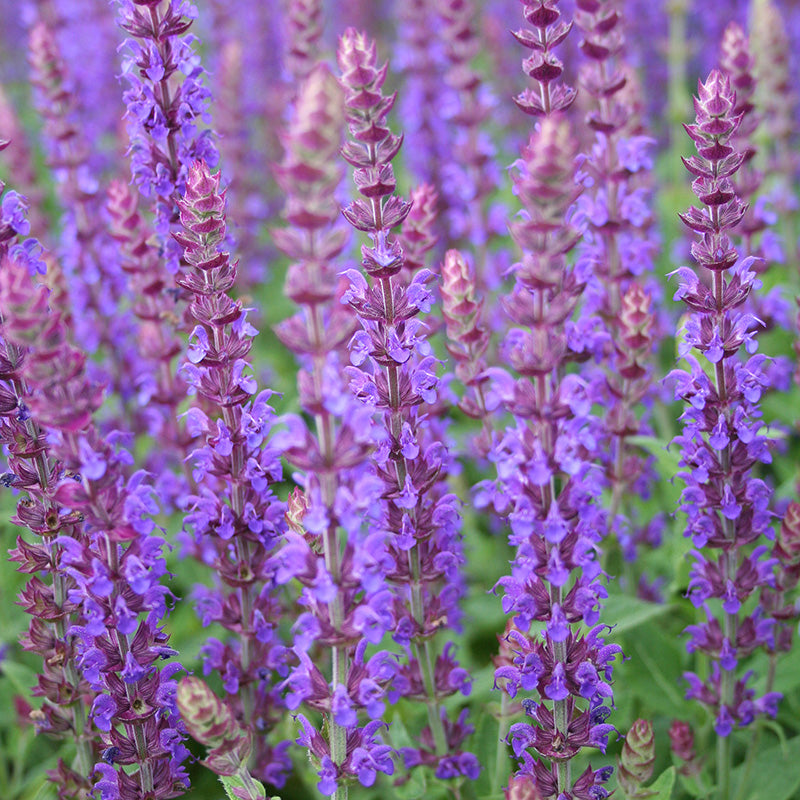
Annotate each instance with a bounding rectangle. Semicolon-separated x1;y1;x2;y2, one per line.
0;254;189;800
673;68;781;798
174;160;291;787
338;27;478;782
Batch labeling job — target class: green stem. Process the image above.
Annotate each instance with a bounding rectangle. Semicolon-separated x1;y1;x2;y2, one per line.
494;692;512;790
235;765;266;800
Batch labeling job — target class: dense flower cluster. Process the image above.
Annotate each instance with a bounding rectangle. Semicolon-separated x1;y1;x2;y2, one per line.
272;63;397;797
572;0;664;583
116;0;218;274
1;3;800;800
338;27;477;782
671;71;781;795
0;252;187;800
174;162;290;786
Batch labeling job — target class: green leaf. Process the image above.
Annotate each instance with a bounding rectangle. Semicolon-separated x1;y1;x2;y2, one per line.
473;711;502;798
730;735;800;800
603;595;671;637
646;767;676;800
0;660;38;707
218;773;269;800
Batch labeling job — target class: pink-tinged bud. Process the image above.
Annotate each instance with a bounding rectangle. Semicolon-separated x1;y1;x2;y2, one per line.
751;0;795;151
286;487;309;535
286;0;323;86
398;183;438;274
274;64;345;241
668;719;696;763
0;255;52;347
441;249;485;350
618;719;656;797
513;0;576;117
616;283;655;380
504;773;545;800
177;676;251;776
441;249;490;424
776;502;800;565
720;23;756;121
337;29;382;93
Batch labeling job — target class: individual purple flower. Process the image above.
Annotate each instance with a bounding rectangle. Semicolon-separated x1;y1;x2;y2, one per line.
672;69;782;795
338;27;476;781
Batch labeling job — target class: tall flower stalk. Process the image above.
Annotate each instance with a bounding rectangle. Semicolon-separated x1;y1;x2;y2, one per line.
273;63;397;799
174;161;290;788
115;0;218;275
106;179;194;506
338;28;478;781
0;253;189;800
0;173;97;798
672;70;781;799
490;113;619;800
28;14;135;415
573;0;663;583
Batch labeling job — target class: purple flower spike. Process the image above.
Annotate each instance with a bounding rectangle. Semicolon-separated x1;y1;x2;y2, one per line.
513;0;576;117
28;16;139;425
0;253;188;800
116;0;219;274
0;186;98;798
338;27;476;782
273;62;401;797
673;69;782;793
174;161;290;786
490;7;623;791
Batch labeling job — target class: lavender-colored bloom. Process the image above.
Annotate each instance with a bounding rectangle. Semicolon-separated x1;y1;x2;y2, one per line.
672;71;781;755
31;0;123;174
487;8;623;790
395;0;451;241
338;28;476;780
0;177;97;798
272;63;398;797
572;0;664;583
27;15;138;416
115;0;219;274
438;0;506;289
0;253;188;800
719;22;790;335
174;161;290;787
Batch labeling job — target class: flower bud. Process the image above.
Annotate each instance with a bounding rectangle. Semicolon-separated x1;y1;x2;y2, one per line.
618;718;655;797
